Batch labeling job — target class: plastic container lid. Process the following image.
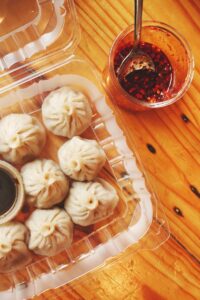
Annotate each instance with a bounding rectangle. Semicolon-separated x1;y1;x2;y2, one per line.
0;0;81;92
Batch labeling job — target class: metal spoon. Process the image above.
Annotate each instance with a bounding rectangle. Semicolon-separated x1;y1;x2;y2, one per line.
117;0;155;80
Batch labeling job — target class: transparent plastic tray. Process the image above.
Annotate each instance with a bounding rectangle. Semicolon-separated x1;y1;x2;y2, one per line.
0;1;169;299
0;55;169;300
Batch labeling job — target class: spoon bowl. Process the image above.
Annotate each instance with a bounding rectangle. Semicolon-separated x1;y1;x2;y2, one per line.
117;49;155;81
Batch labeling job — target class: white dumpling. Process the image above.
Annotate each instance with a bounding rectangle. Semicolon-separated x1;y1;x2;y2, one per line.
41;86;92;138
21;159;69;209
58;137;106;181
26;208;73;256
0;114;46;164
0;222;32;273
64;178;119;226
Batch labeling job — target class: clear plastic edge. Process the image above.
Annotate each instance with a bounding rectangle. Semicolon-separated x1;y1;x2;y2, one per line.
0;0;66;70
0;55;170;299
0;0;81;86
0;0;41;42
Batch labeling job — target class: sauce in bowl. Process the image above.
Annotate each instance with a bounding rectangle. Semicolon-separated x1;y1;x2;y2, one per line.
0;168;17;215
0;161;24;224
114;42;173;103
103;22;194;111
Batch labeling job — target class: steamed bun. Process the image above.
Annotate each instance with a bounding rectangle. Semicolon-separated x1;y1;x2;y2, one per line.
41;86;92;138
58;137;106;181
64;178;119;226
0;222;32;273
21;159;69;208
26;208;73;256
0;114;46;164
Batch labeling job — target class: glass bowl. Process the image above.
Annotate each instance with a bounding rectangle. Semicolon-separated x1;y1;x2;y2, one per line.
102;21;194;111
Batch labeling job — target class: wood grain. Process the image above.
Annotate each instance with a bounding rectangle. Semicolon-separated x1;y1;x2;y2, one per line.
11;0;200;299
74;0;200;259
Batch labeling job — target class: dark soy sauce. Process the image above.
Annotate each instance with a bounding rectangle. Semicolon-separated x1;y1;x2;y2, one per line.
0;168;17;215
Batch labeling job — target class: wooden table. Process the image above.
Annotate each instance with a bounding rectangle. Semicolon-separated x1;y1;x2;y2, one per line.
35;1;200;299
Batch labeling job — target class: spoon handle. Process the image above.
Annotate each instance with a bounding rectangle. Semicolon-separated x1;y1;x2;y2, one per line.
134;0;143;48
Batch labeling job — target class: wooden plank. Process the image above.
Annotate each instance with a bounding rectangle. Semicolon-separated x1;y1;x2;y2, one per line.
1;0;197;299
74;0;200;260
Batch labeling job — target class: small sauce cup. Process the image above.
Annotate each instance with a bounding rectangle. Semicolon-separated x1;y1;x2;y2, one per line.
0;160;24;224
103;21;194;111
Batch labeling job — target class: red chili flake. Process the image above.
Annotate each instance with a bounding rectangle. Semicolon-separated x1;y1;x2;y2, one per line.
114;42;174;102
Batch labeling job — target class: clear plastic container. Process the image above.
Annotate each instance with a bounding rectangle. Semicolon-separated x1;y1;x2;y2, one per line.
0;1;169;299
